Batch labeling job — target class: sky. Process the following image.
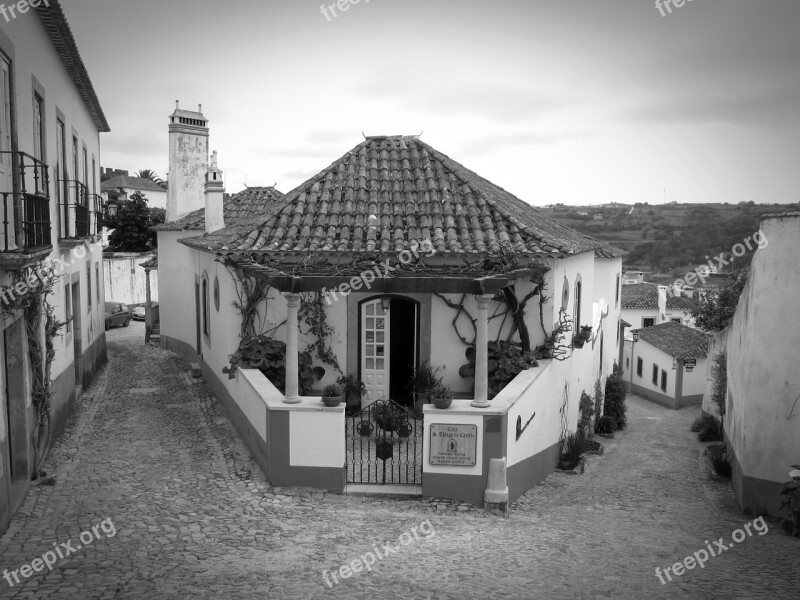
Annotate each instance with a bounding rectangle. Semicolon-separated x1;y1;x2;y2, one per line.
62;0;799;206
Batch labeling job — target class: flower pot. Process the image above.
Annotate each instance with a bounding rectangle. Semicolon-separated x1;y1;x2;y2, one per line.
322;394;344;407
433;396;452;409
573;337;586;349
345;391;361;415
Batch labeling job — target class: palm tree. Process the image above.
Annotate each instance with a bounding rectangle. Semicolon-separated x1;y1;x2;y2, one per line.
134;169;166;190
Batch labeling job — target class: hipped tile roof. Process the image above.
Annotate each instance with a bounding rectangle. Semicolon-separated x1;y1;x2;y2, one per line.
184;136;623;258
621;283;696;310
101;176;166;194
157;186;285;231
632;322;711;360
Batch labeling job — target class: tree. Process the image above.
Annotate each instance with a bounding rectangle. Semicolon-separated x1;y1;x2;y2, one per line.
691;268;749;332
134;169;167;190
105;192;165;252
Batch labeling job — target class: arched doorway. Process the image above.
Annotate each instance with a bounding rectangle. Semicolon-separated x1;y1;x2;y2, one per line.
359;296;419;408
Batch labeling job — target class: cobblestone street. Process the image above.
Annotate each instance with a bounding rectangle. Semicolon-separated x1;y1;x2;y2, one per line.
0;322;797;599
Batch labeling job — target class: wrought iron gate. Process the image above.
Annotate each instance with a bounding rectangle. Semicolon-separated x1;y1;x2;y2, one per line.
346;399;422;485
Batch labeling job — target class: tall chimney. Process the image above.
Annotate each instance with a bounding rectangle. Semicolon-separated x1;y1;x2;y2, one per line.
657;285;668;324
205;150;225;233
167;101;209;222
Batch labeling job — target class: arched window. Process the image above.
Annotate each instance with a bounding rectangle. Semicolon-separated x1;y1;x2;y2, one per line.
574;276;583;331
202;276;210;337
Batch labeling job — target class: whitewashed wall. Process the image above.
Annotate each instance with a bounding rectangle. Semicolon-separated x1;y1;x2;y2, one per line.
103;253;158;305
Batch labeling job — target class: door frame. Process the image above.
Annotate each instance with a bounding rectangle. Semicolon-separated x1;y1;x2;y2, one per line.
356;295;421;405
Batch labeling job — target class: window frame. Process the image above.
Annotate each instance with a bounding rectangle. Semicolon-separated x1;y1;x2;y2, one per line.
636;357;643;377
643;317;655;328
660;369;668;392
652;364;659;385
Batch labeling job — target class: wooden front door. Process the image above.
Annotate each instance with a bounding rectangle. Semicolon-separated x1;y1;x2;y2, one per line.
361;299;389;403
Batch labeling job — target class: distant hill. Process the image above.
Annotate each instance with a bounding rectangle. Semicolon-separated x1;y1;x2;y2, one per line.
541;201;798;276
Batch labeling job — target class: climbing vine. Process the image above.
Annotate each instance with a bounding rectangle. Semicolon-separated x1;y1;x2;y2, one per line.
1;262;65;476
298;292;342;376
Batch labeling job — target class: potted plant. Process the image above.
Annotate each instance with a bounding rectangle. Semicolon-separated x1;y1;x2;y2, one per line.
431;382;453;409
780;465;800;536
407;361;442;416
321;383;344;407
573;325;592;349
337;374;367;416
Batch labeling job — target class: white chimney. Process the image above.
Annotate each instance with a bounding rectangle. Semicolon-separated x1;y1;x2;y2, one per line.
205;150;225;233
637;272;644;284
657;285;668;324
167;101;209;222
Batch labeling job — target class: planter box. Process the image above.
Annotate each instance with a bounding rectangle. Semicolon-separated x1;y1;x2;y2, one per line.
556;457;585;475
583;441;604;456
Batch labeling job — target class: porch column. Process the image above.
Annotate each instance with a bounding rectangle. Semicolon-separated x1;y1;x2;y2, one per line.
283;292;302;403
472;294;492;408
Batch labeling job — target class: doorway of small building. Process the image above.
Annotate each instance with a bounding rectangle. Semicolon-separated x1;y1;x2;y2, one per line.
71;282;82;386
359;296;419;408
3;321;29;487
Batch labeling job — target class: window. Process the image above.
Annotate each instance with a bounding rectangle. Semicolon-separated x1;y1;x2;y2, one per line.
626;357;630;369
574;277;582;330
0;54;10;167
636;357;643;377
671;317;681;324
82;146;88;186
652;364;659;385
55;119;66;229
643;318;655;328
661;369;668;392
72;135;79;199
202;277;210;337
33;93;44;161
615;274;620;306
64;284;72;333
95;263;100;304
86;261;91;312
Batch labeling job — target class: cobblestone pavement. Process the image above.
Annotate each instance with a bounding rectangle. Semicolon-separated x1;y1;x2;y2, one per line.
1;322;798;599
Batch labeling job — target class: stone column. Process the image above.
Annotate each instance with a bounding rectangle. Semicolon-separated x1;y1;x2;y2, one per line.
472;294;492;408
283;293;302;403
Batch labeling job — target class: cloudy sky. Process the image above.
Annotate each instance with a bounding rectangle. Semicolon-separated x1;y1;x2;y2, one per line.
63;0;799;206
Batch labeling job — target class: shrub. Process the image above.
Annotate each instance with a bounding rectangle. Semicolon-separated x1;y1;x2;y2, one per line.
595;415;616;435
696;414;723;442
578;391;594;434
222;335;318;394
322;383;343;397
710;351;727;418
690;416;706;432
708;445;732;477
780;466;800;536
603;364;628;430
559;431;585;470
458;341;537;398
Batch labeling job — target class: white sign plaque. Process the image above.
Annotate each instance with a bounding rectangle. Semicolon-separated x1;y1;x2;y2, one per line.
429;424;478;466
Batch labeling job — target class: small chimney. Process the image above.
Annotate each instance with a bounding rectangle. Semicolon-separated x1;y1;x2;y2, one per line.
637;272;644;284
657;285;668;324
205;150;225;233
672;282;682;297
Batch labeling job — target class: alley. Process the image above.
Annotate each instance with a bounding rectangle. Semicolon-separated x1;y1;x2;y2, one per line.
0;323;797;599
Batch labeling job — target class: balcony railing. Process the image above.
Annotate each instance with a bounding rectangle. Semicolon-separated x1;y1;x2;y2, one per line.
60;180;93;239
0;151;52;253
90;193;103;235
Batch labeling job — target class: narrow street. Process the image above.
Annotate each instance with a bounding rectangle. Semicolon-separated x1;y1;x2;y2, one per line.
0;322;797;599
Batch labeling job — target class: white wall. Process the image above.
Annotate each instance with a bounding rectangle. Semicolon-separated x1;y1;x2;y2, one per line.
621;307;694;328
627;341;675;398
103;253;158;305
157;231;201;355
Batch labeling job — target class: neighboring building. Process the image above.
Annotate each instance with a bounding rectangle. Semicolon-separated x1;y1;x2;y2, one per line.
592;213;603;221
156;114;625;507
0;1;109;533
100;174;167;210
621;282;696;329
623;322;709;409
704;213;800;517
622;271;644;285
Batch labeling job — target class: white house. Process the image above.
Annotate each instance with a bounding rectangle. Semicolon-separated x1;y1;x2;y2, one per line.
623;322;709;409
0;0;109;533
100;173;167;210
156;113;625;507
703;213;800;517
621;282;696;329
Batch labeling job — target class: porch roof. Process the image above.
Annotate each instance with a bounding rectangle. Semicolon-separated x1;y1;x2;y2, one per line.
219;250;547;294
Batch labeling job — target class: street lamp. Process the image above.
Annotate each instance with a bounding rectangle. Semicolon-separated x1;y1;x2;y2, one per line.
630;329;640;388
381;296;392;313
105;199;118;220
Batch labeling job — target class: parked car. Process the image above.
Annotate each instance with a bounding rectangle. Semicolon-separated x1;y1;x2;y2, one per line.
131;304;146;320
105;302;130;330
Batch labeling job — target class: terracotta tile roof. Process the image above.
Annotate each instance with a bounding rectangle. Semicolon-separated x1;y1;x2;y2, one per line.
632;322;711;359
139;251;158;269
621;283;696;310
34;1;110;132
156;186;285;231
184;136;623;258
101;176;166;194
